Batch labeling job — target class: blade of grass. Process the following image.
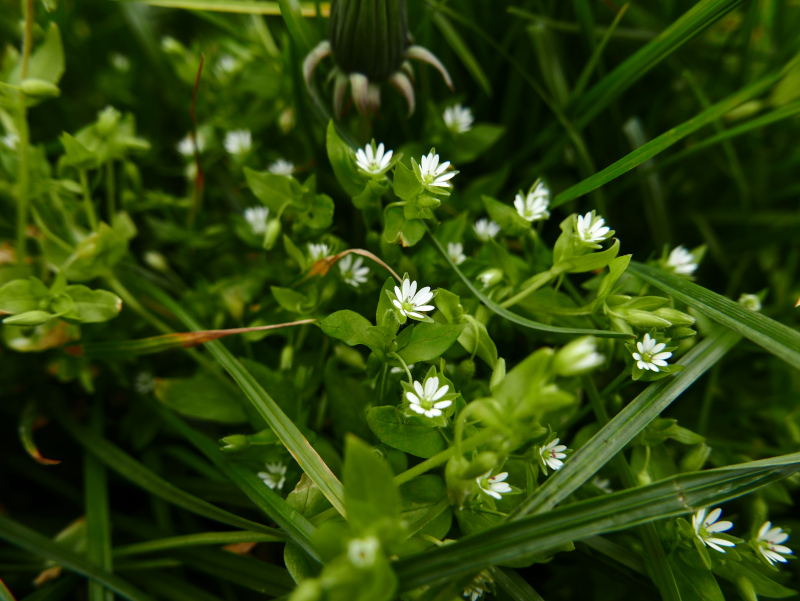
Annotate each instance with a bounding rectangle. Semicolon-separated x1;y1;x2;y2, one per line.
114;0;328;16
431;11;492;96
142;283;346;517
491;567;545;601
573;4;630;98
277;0;317;52
510;328;740;518
114;531;284;557
0;578;15;601
18;400;60;465
151;402;320;561
49;403;286;538
552;54;800;209
393;452;800;590
427;227;633;339
627;261;800;371
0;515;156;601
126;571;224;601
19;575;81;601
85;401;114;601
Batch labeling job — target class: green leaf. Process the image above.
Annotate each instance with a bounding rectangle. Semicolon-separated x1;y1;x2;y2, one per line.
713;560;797;598
458;317;498;368
393;451;800;590
627;261;800;371
393;162;424;202
325;361;372;441
344;435;402;535
61;285;122;323
0;514;156;601
114;531;285;557
400;219;426;247
320;310;394;360
326;121;365;198
481;195;530;236
554;239;621;274
277;0;316;53
367;406;449;459
448;125;505;164
61;132;99;170
143;285;346;517
300;194;334;230
397;322;466;364
2;310;57;326
428;226;632;339
670;552;725;601
284;541;322;584
26;23;65;85
377;277;401;334
154;372;249;424
244;167;295;213
400;475;452;539
383;206;405;244
272;286;314;314
0;277;51;314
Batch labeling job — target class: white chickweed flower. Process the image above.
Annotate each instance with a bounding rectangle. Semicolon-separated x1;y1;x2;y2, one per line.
540;439;567;474
134;372;155;395
443;104;474;134
355;142;393;175
338;254;370;288
393;279;435;320
514;182;550;222
463;570;493;601
2;132;19;150
217;53;238;74
447;242;466;265
224;129;252;156
243;207;270;235
268;159;295;177
631;333;672;372
575;211;612;244
177;132;206;157
756;521;793;565
308;243;329;262
692;507;735;553
738;293;762;312
477;471;512;500
257;462;287;490
473;218;501;241
348;536;380;568
666;246;698;275
406;376;451;418
419;152;456;188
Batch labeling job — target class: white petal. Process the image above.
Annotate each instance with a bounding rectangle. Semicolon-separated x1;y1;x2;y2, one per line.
409;404;426;414
707;537;736;548
758;521;773;540
705;508;722;527
651;342;667;354
392;299;403;310
772;544;793;555
413;381;425;396
424;377;440;397
706;521;733;533
491;472;509;483
406;392;421;405
433;400;452;409
431;384;449;400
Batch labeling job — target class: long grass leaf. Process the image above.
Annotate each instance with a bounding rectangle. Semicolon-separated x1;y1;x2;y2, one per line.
393;452;800;589
0;516;155;601
431;12;492;96
627;262;800;370
85;403;114;601
510;328;740;518
114;531;283;557
573;4;630;97
49;403;285;537
0;578;15;601
427;228;632;339
152;403;319;561
114;0;328;16
142;284;346;516
19;576;81;601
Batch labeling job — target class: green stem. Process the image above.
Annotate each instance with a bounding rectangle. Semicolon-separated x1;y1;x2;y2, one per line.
106;160;116;220
79;169;99;231
499;269;556;308
104;274;172;335
393;429;496;487
600;369;633;399
15;0;34;265
390;351;413;383
29;206;75;254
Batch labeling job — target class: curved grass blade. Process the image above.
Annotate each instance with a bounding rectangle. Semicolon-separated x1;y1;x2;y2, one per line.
142;284;346;517
393;452;800;590
49;403;286;538
152;403;319;561
18;401;60;465
572;3;630;98
431;11;492;96
19;575;80;601
0;578;15;601
510;328;740;518
627;261;800;371
114;531;284;557
491;567;545;601
552;54;800;209
115;0;329;15
427;227;632;339
0;515;156;601
85;402;114;601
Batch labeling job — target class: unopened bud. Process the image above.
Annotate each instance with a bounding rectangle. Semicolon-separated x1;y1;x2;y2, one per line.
288;579;323;601
143;251;169;272
738;293;761;312
96;106;121;137
554;336;605;377
477;268;503;289
619;309;672;329
20;79;60;98
263;218;282;250
652;307;695;327
219;434;249;452
280;344;293;370
489;357;505;392
459;451;499;480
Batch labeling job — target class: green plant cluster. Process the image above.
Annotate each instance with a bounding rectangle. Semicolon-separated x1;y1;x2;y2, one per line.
1;1;800;601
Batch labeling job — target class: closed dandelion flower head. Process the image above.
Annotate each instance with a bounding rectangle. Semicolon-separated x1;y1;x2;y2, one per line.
224;129;252;155
473;218;500;241
692;507;735;553
477;470;512;500
666;245;698;275
539;438;567;474
756;521;793;565
418;152;456;189
393;278;435;321
244;207;270;235
348;537;380;568
444;104;474;134
447;242;466;265
575;211;612;245
308;243;329;261
406;376;451;418
514;181;550;222
338;254;369;287
631;333;672;372
257;462;287;490
268;159;294;177
355;141;393;175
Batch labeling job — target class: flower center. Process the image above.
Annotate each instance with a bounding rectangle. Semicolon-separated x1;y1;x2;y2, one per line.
402;300;415;312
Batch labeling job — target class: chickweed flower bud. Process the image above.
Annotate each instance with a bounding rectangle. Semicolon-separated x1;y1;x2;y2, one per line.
554;336;605;376
738;293;762;312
